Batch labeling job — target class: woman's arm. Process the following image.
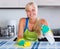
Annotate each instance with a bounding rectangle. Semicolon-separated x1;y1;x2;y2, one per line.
40;19;49;34
17;18;25;40
40;19;55;44
38;19;48;39
40;19;48;26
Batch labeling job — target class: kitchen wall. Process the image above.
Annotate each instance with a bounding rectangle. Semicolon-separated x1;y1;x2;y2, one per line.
0;9;26;27
38;6;60;29
0;6;60;33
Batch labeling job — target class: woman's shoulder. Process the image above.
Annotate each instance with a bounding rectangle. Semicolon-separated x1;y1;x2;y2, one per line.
40;19;48;25
19;18;26;24
19;18;26;22
20;18;26;21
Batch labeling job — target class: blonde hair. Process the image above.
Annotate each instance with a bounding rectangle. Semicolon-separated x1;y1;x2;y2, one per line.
33;18;41;36
25;2;41;36
25;2;38;11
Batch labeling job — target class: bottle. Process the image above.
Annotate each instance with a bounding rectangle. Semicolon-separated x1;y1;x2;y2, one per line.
44;30;55;45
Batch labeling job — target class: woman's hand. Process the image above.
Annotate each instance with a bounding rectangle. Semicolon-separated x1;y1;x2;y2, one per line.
17;38;31;47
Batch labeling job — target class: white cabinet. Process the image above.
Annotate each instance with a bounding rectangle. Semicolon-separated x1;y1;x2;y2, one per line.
0;0;19;8
0;0;37;8
38;0;60;6
0;0;60;8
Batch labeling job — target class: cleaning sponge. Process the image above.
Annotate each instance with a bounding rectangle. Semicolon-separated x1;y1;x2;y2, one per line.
24;41;31;47
17;38;31;47
17;39;25;46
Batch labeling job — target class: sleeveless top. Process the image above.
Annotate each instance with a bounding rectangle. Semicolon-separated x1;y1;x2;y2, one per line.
23;18;51;41
23;18;38;41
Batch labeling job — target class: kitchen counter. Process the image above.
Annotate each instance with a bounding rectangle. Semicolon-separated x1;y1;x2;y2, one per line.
0;35;17;41
0;34;60;49
0;40;60;49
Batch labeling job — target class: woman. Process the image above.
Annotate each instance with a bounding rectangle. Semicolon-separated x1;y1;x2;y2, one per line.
18;2;55;44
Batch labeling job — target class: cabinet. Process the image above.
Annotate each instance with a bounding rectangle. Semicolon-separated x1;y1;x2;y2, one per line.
38;0;60;6
0;0;19;8
0;0;60;8
0;0;37;8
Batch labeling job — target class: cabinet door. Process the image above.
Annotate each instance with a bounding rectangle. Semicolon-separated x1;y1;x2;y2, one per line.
0;0;19;8
0;0;37;8
38;0;60;6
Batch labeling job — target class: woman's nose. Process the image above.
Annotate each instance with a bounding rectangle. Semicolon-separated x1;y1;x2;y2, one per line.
30;12;33;15
31;11;34;14
30;11;32;14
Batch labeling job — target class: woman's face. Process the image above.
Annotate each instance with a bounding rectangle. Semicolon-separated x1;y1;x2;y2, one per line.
26;4;37;19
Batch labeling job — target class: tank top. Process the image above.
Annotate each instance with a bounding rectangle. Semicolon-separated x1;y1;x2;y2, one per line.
23;18;50;41
23;18;38;41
